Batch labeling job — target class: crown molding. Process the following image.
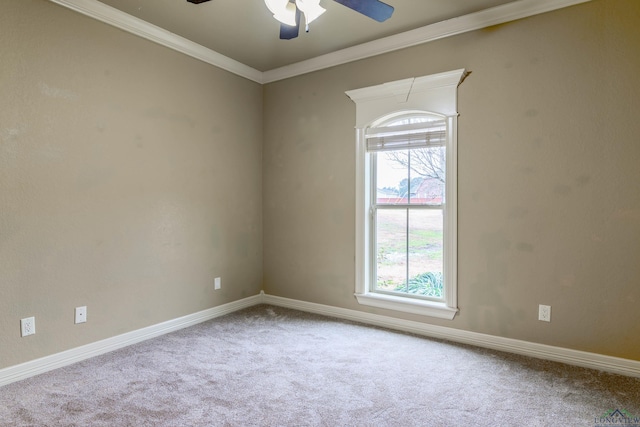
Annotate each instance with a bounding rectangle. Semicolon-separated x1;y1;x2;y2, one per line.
49;0;592;85
263;0;592;83
49;0;264;84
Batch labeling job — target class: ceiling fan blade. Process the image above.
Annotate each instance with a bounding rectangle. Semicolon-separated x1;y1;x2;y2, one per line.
332;0;394;22
186;0;212;4
279;7;302;40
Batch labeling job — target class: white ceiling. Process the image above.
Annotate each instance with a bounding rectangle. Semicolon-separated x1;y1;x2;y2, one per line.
95;0;517;71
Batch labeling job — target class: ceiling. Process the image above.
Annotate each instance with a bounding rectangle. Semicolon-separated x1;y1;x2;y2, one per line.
96;0;518;72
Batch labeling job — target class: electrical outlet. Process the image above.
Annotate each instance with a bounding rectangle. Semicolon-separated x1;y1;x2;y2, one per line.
75;306;87;324
21;317;36;337
538;304;551;322
214;277;221;290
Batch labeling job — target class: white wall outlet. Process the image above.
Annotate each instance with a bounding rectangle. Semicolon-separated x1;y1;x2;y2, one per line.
214;277;221;290
21;317;36;337
538;304;551;322
75;306;87;324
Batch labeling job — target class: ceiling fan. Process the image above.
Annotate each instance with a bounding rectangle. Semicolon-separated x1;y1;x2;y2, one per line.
186;0;394;40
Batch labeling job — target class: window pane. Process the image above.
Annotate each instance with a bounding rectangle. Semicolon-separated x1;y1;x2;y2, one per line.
375;208;444;299
376;148;445;206
376;151;409;205
407;209;443;299
375;209;407;292
385;114;441;127
408;147;445;205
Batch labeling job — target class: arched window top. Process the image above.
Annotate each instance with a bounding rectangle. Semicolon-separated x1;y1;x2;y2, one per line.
366;111;447;153
372;110;444;128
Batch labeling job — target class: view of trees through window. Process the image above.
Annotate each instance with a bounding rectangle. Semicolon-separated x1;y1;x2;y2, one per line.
373;116;445;300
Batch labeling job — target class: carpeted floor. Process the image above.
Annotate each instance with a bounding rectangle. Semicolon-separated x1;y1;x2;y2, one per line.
1;304;639;426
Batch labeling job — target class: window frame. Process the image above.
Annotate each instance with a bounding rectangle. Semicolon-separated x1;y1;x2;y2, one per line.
369;112;447;303
346;69;465;320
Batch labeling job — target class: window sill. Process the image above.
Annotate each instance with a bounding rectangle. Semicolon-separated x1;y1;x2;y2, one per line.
354;292;458;320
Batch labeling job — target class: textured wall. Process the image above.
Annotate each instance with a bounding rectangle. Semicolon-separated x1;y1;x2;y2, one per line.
3;0;639;371
0;0;263;368
263;0;640;360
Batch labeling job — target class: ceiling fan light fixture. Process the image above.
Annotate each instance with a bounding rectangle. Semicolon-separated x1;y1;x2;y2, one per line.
262;0;393;40
278;3;299;26
296;0;326;27
265;0;298;26
264;0;287;14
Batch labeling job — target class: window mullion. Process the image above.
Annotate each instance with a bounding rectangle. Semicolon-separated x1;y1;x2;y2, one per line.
405;207;409;294
370;153;377;293
376;204;444;210
405;149;411;294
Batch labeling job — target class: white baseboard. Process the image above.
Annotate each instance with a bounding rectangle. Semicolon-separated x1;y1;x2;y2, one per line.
0;294;263;387
261;292;640;378
3;292;638;388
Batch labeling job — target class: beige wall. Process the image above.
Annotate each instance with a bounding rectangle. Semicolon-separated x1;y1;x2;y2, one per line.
0;0;263;368
2;0;639;371
264;0;640;360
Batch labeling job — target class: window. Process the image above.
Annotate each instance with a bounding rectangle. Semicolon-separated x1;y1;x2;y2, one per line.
370;114;446;297
346;69;465;320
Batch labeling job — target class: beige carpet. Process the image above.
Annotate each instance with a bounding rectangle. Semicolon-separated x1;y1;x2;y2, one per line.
1;305;639;426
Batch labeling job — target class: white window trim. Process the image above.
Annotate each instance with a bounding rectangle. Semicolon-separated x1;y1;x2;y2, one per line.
346;69;465;320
